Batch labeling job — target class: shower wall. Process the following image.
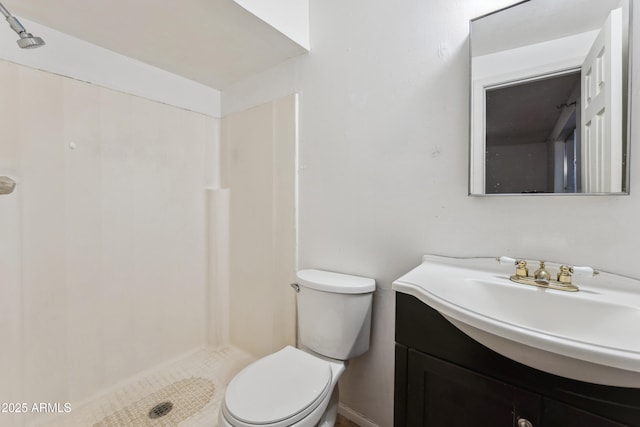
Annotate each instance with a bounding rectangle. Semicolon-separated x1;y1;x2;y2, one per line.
220;95;297;358
0;60;218;426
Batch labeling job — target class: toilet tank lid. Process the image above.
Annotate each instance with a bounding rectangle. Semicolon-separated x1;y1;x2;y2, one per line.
296;269;375;294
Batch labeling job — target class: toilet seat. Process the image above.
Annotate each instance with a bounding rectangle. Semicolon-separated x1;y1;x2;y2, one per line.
222;346;333;426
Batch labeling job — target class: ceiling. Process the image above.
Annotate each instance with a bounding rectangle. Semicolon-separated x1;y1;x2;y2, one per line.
486;72;581;146
4;0;307;90
472;0;623;56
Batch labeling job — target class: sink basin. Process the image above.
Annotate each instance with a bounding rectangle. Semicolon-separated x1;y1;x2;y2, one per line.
392;255;640;387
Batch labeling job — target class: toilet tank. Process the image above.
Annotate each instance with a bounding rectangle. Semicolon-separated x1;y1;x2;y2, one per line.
296;269;375;360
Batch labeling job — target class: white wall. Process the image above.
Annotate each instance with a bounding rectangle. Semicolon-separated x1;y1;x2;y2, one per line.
221;95;297;359
223;1;640;425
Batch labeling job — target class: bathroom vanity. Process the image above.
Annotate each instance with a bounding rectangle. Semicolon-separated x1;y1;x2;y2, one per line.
394;291;640;427
393;255;640;426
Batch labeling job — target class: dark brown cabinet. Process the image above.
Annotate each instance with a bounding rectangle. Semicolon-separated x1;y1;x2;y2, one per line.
395;293;640;427
542;399;628;427
407;349;540;426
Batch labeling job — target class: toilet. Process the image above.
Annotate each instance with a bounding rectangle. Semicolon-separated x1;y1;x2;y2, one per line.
219;269;375;427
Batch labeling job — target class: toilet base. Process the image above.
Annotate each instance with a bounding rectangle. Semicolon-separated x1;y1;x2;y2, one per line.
316;385;339;427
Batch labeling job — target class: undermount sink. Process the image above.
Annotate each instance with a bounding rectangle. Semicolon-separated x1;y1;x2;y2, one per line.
392;255;640;387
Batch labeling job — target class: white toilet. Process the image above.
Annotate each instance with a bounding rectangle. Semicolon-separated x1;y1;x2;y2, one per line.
219;269;375;427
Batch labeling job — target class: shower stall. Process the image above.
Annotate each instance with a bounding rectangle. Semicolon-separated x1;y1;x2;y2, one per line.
0;58;296;426
0;61;215;426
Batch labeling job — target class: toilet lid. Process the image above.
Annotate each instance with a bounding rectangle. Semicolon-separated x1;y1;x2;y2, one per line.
224;346;332;425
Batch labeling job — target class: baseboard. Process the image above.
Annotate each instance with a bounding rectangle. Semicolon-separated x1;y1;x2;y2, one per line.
338;403;379;427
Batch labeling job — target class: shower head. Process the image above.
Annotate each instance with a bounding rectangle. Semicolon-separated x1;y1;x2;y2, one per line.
17;32;44;49
0;2;45;49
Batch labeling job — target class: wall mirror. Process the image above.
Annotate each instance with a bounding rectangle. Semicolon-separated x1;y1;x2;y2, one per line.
469;0;632;195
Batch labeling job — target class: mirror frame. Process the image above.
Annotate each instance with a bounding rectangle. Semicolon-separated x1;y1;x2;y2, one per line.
468;0;633;196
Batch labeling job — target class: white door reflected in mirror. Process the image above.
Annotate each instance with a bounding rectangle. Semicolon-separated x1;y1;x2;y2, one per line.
581;8;623;193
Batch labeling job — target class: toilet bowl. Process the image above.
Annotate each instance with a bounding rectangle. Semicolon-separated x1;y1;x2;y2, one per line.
219;269;375;427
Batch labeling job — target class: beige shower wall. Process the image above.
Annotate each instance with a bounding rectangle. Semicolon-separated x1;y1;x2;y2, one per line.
221;95;297;358
0;60;217;426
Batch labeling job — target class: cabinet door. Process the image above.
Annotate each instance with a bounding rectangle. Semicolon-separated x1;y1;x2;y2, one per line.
543;398;630;427
407;349;540;426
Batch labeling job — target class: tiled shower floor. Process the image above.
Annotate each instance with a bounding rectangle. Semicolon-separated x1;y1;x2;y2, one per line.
43;346;255;427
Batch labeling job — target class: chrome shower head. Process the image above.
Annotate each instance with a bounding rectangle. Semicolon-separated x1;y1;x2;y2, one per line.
0;2;45;49
17;32;44;49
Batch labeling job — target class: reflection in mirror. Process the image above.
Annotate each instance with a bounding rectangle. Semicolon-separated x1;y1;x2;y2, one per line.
469;0;631;195
486;71;582;193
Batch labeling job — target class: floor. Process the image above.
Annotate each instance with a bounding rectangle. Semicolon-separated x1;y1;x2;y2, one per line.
42;346;254;427
335;414;361;427
39;345;363;427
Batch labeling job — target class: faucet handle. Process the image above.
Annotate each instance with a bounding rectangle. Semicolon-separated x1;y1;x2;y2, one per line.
557;265;572;284
497;256;528;277
557;264;598;286
570;265;599;277
497;256;518;265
